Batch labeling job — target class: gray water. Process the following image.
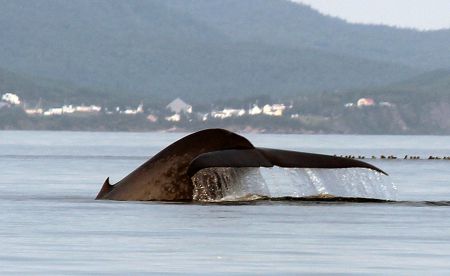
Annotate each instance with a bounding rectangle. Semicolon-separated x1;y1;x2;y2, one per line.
1;131;450;274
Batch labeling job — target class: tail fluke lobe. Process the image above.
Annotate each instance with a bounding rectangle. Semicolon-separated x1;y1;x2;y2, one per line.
188;148;388;177
257;148;388;175
95;177;113;199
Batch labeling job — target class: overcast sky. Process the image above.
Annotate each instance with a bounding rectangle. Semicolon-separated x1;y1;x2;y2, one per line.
292;0;450;30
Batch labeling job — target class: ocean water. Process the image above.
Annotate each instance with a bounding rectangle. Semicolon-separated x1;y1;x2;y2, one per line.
1;131;450;274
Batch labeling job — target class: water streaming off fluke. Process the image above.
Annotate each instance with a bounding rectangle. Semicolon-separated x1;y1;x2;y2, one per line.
192;167;396;202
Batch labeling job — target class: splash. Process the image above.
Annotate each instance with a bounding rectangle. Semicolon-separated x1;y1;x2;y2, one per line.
192;168;269;201
192;167;396;202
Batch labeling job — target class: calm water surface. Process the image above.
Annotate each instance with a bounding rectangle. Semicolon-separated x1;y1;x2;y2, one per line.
1;131;450;274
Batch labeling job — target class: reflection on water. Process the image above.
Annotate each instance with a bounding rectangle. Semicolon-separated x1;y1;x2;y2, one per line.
1;131;450;274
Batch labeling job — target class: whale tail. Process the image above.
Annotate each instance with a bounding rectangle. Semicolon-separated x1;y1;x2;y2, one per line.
187;147;387;177
96;177;113;199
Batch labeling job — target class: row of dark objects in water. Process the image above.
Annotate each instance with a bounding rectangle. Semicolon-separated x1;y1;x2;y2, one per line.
335;155;450;160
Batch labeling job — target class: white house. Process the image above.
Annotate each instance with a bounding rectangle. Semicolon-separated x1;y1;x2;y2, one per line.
44;108;63;116
62;105;76;114
248;104;262;115
262;104;286;116
166;98;192;114
211;108;246;119
165;113;181;122
123;103;144;115
25;108;43;115
1;93;21;105
75;105;101;113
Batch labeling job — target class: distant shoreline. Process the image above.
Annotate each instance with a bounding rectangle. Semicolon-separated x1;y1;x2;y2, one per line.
2;101;450;135
1;126;450;136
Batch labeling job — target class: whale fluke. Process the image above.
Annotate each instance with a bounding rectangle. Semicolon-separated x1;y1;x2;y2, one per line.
96;129;254;201
188;148;387;177
96;128;388;201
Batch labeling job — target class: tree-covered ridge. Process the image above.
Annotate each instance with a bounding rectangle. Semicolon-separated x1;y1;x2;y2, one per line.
386;69;450;93
1;0;443;105
164;0;450;69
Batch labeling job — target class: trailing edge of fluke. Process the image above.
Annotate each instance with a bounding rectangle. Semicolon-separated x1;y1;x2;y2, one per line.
96;128;387;201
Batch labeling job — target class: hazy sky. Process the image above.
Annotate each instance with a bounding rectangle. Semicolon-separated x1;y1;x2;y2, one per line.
292;0;450;30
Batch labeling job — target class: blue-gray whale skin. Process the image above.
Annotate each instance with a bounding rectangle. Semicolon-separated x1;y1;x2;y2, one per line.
96;128;387;201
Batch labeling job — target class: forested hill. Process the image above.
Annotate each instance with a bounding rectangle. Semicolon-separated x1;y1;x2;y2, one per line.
164;0;450;70
387;69;450;93
0;0;448;105
0;67;113;106
367;69;450;100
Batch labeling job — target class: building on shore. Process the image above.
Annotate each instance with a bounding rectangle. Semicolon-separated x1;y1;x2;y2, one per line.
262;104;286;116
123;103;144;115
166;98;192;114
248;104;262;115
165;113;181;122
1;93;21;105
165;98;192;122
42;105;102;116
357;98;375;107
25;108;43;115
211;108;245;119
